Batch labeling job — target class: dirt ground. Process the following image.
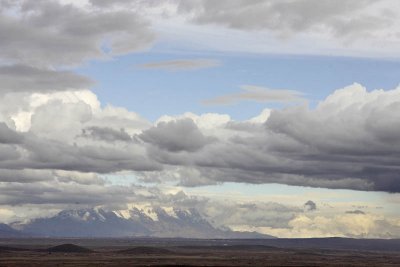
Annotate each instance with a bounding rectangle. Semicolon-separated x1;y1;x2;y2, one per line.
0;244;399;266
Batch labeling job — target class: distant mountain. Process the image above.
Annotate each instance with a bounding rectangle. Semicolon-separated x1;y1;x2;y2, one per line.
0;223;24;238
11;207;275;239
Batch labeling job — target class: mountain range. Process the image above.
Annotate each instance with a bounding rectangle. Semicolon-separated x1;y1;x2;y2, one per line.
7;207;275;239
0;223;25;238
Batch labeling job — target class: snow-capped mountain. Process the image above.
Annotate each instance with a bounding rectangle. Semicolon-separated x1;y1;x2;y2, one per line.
11;207;274;239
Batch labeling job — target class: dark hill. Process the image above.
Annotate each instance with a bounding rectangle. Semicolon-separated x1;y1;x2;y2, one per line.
118;246;173;255
47;244;92;253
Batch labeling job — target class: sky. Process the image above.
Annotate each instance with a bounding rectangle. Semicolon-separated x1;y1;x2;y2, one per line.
1;0;400;238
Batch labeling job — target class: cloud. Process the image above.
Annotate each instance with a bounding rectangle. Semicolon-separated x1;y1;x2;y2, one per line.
203;85;304;105
0;169;52;183
276;213;400;238
0;0;155;67
304;200;317;211
139;59;221;71
0;181;143;206
3;83;400;195
0;89;160;174
346;210;366;215
115;0;400;58
138;83;400;193
140;118;215;152
174;0;392;39
81;126;132;142
206;201;301;229
0;65;94;93
0;122;23;144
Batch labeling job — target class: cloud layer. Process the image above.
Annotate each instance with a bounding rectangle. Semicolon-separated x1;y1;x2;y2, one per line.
2;83;400;193
136;83;400;192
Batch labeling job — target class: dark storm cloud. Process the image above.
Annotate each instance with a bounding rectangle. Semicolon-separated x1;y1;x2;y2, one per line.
0;0;155;67
0;65;94;92
140;118;215;152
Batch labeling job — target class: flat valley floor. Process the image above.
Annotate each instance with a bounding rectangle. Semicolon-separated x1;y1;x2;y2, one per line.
0;238;399;266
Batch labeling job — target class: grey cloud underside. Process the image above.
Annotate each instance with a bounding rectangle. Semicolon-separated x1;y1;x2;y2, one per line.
0;123;160;173
0;122;23;144
81;126;133;142
0;182;145;206
140;119;215;152
0;65;94;93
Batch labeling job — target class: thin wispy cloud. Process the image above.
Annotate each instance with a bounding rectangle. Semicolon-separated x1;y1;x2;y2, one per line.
139;59;221;71
202;85;304;105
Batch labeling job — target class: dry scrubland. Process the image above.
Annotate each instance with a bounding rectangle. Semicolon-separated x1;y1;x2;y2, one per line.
0;239;399;266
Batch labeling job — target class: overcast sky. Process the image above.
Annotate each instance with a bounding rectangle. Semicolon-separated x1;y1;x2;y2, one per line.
1;0;400;238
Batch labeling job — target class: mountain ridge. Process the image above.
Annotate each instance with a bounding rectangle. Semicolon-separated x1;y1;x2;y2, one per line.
9;207;275;239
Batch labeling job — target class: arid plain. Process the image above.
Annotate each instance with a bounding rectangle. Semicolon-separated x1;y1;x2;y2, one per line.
0;238;399;266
